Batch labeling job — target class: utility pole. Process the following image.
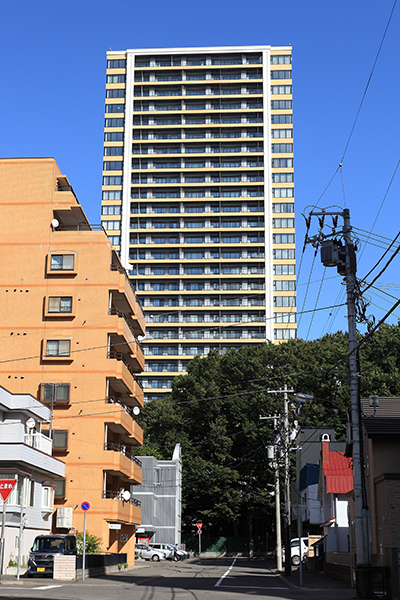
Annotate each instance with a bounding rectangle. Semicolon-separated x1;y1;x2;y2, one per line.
263;415;282;571
283;384;291;577
305;207;371;597
262;386;293;575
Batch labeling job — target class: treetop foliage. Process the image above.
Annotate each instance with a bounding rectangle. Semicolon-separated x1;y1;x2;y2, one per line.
137;323;400;536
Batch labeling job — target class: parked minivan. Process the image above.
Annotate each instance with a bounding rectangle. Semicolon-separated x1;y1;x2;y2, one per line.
27;534;77;576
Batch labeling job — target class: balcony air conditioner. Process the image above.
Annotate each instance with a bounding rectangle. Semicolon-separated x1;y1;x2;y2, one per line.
56;506;73;529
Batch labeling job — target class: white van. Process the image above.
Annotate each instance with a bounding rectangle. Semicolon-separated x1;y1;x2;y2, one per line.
281;537;308;565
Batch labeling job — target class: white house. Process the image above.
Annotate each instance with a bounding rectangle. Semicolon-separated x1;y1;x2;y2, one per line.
0;386;65;568
318;434;353;553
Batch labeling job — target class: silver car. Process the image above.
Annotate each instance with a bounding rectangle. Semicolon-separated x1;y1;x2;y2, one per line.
135;543;166;561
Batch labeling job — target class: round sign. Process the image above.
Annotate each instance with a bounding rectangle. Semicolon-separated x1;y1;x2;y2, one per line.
81;501;90;511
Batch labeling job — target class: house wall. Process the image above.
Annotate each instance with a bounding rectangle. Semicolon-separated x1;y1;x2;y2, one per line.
0;158;145;564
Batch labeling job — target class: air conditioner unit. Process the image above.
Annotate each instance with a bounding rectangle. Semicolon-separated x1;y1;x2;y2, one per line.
56;506;73;529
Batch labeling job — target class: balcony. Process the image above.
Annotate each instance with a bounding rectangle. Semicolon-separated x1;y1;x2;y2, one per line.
102;443;142;483
101;490;141;525
24;432;52;456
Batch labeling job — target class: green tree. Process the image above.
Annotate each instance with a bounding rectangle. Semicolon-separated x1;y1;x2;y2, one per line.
138;324;400;538
76;531;102;555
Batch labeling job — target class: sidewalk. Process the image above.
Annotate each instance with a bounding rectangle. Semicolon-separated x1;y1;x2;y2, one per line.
266;559;356;594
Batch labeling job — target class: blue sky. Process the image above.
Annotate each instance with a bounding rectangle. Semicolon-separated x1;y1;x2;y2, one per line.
2;0;399;341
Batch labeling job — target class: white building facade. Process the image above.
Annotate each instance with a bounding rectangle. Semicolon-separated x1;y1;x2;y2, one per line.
0;387;65;567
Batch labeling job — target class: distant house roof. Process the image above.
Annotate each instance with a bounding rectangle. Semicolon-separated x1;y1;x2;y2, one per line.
361;398;400;436
322;440;353;494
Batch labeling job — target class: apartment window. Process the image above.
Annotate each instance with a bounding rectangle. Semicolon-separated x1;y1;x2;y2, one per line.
104;146;123;156
272;129;293;139
272;144;293;153
274;329;296;340
274;264;295;275
274;312;296;323
105;118;124;127
54;478;66;498
103;161;123;170
102;201;121;211
104;133;124;142
272;158;293;169
272;173;294;183
274;280;296;291
271;85;292;95
53;430;68;450
106;89;125;99
271;100;292;109
271;115;293;124
103;176;122;185
108;235;121;245
273;218;295;228
45;340;71;357
274;249;295;259
42;383;70;404
42;486;54;509
273;234;295;244
272;203;294;214
270;70;292;79
48;297;72;313
107;74;126;83
107;59;126;68
274;296;296;307
271;55;291;65
50;254;74;271
103;220;121;230
105;104;125;113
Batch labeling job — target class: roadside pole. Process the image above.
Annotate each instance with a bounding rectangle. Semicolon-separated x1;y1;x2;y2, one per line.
80;501;90;581
196;522;202;560
283;385;291;577
0;480;17;583
17;482;25;580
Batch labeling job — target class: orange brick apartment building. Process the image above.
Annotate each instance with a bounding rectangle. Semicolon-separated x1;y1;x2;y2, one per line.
0;158;145;563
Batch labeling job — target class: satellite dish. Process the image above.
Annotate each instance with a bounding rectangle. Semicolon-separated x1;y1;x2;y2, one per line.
122;490;131;502
133;406;140;416
26;417;36;430
51;219;59;228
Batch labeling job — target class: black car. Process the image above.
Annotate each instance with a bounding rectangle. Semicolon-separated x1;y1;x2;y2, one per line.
27;534;77;577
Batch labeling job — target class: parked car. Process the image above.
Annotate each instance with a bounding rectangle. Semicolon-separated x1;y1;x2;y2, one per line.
276;537;309;566
150;543;189;560
27;534;77;577
135;543;166;561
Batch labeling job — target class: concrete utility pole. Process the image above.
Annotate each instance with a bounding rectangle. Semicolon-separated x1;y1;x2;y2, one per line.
262;386;293;575
305;207;371;597
342;209;371;577
262;414;282;571
283;384;291;577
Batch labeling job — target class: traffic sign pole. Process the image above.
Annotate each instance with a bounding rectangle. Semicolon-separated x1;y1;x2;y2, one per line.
0;480;17;583
80;502;90;581
196;523;202;560
83;510;87;581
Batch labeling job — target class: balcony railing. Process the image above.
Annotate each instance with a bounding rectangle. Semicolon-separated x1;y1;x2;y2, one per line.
104;442;142;467
109;308;142;347
102;490;141;506
108;350;142;381
24;433;52;456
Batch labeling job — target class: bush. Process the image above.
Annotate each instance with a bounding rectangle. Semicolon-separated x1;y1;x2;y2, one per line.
76;531;103;554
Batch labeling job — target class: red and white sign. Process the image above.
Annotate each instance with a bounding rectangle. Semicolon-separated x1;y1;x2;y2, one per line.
0;480;17;502
137;537;149;545
196;522;202;534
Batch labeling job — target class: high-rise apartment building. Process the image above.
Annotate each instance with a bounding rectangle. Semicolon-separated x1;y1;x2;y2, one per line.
102;45;296;401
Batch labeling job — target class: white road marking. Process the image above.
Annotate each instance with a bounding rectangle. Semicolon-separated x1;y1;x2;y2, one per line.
32;585;64;590
215;558;236;587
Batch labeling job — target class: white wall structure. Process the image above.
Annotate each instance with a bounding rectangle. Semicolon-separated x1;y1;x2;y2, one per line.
133;443;182;545
0;386;65;567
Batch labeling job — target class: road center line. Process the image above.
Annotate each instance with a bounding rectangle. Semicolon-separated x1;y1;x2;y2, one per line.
215;558;236;587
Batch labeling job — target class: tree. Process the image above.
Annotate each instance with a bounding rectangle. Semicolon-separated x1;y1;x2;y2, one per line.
76;531;102;555
138;324;400;538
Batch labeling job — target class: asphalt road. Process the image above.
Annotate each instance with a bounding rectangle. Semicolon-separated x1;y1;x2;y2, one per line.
0;558;356;600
